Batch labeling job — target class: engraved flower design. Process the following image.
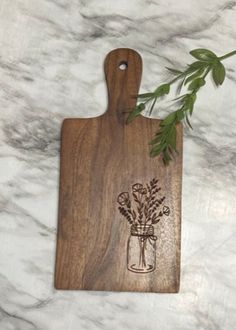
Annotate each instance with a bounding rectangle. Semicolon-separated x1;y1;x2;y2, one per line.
132;183;143;192
117;192;130;206
117;179;172;275
163;205;170;216
118;179;170;225
132;183;147;194
140;188;147;195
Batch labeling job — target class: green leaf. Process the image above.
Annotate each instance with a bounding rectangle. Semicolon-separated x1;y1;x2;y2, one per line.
163;148;172;165
190;48;217;62
191;93;197;103
177;78;186;94
184;67;205;85
172;94;188;101
188;61;207;70
149;134;162;145
188;77;206;91
176;109;185;121
126;103;145;124
138;92;155;99
168;125;177;150
165;67;182;75
185;114;193;129
182;93;196;114
161;112;176;126
190;93;197;115
150;143;166;157
154;83;170;97
212;61;226;86
149;97;158;115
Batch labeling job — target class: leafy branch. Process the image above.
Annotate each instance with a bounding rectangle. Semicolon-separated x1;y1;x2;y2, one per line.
126;49;236;165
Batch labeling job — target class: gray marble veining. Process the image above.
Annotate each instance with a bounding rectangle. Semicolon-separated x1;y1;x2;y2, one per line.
0;0;236;329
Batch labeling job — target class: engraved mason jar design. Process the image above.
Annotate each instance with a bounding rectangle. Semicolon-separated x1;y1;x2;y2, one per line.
117;179;170;274
127;224;157;273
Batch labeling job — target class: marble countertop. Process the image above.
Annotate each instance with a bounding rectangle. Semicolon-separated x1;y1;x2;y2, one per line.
1;1;236;329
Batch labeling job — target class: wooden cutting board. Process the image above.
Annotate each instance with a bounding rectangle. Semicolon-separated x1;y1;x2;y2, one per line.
55;48;182;293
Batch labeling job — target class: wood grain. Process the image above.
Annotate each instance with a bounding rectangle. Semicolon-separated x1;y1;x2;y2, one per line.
55;48;182;292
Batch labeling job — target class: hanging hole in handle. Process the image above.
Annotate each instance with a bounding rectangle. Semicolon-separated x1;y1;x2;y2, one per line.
118;61;128;70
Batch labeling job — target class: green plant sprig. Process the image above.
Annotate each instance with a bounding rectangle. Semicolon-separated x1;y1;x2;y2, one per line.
126;48;236;165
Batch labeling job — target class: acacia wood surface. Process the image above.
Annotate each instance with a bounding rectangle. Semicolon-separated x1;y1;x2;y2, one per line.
55;48;183;292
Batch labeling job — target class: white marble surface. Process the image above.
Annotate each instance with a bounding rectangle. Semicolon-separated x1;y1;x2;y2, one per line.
0;0;236;329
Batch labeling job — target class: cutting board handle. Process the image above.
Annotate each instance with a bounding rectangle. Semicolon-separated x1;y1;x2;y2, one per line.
104;48;142;122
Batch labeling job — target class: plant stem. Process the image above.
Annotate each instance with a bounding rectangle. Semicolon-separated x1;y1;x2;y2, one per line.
149;97;158;115
218;50;236;61
202;66;211;79
169;72;186;85
129;48;236;164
